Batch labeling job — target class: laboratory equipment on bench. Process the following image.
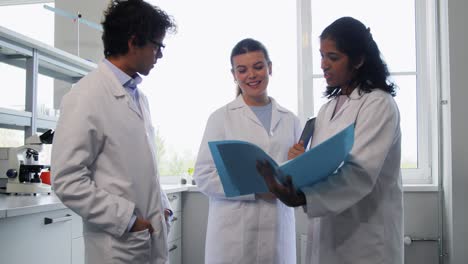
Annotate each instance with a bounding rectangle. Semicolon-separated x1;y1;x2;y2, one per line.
0;130;54;195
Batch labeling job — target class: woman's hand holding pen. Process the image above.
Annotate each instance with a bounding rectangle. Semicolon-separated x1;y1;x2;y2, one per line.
288;140;305;160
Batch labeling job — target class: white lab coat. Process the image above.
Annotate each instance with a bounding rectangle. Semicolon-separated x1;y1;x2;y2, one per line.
194;95;302;264
52;62;171;264
302;88;403;264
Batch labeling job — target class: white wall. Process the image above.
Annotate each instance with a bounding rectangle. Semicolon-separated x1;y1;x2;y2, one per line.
53;0;106;109
442;0;468;263
55;0;104;61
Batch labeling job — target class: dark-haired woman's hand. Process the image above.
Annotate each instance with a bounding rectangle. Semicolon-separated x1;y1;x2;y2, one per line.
256;160;306;207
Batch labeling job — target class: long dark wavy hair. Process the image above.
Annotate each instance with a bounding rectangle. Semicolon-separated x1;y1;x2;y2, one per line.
230;38;271;97
102;0;176;57
320;17;397;98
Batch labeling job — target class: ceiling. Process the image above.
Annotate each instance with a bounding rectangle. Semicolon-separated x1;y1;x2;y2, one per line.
0;0;52;6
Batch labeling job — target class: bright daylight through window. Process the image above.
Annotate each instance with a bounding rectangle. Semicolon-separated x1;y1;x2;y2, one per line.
0;3;54;147
143;0;297;179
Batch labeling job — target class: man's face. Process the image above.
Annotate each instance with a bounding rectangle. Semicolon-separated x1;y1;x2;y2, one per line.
131;34;165;76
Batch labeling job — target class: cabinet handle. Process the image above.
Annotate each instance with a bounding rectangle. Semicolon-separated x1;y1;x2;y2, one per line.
44;214;72;225
168;195;178;202
170;216;178;223
169;244;178;252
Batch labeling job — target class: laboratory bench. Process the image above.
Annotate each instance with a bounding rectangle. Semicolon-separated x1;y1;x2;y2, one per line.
0;184;195;218
0;184;198;264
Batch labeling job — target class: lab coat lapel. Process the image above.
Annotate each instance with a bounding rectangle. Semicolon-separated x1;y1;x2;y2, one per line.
270;98;285;134
230;95;264;128
127;97;142;119
330;88;363;122
98;62;143;119
330;99;349;121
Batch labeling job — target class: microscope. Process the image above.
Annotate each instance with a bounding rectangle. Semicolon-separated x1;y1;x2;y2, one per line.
0;130;54;195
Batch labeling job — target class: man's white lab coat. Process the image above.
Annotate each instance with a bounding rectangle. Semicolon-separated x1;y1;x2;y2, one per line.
52;62;170;264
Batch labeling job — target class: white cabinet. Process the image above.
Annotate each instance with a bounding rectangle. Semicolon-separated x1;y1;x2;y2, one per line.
68;192;184;264
0;208;73;264
169;238;182;264
72;237;85;264
167;192;182;264
70;211;84;264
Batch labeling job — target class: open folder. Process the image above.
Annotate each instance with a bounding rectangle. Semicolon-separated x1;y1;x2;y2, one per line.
208;123;355;197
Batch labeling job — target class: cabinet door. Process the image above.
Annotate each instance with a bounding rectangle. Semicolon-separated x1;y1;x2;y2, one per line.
72;237;85;264
168;210;182;242
167;192;181;212
168;238;182;264
0;209;72;264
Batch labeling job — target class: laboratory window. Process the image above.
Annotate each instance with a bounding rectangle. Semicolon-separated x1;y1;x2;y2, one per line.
141;0;298;178
0;63;26;111
0;128;24;147
302;0;438;184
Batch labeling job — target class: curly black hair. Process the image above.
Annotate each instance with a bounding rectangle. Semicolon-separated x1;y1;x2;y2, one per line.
101;0;176;57
320;17;397;98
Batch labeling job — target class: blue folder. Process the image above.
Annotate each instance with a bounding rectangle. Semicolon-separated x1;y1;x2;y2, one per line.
208;123;355;197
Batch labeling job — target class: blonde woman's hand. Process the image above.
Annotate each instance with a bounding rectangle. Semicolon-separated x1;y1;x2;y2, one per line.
288;141;305;160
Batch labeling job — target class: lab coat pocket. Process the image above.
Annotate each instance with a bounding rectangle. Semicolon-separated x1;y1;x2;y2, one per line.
333;220;384;264
111;229;152;264
206;204;244;262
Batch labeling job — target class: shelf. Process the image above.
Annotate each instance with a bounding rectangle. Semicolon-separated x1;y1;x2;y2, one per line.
0;25;96;135
0;25;96;83
0;107;31;127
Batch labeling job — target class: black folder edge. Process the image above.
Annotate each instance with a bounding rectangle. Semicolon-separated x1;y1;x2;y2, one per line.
299;117;316;148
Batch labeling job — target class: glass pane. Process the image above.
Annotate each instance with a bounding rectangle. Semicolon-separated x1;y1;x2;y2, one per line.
0;128;24;147
393;75;417;169
0;63;26;111
0;3;54;46
312;78;330;115
37;74;57;117
143;0;297;177
311;0;415;75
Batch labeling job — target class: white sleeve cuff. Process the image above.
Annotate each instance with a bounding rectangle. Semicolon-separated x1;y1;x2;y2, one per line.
126;213;137;232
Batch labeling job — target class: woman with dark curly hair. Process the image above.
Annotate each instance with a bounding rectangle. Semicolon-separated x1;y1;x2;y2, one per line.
257;17;403;264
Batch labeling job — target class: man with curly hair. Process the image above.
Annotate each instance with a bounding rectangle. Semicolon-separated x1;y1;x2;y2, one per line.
52;1;176;263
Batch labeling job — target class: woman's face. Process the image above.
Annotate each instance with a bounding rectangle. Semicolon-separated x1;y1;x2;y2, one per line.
231;51;272;105
320;38;355;90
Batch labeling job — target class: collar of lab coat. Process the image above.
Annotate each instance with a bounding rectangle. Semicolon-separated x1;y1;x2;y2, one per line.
98;61;144;119
348;85;365;100
329;85;367;121
98;61;127;97
228;95;289;112
228;95;289;132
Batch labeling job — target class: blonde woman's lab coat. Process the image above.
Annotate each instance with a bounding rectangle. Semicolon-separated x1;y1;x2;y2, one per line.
194;95;302;264
302;88;403;264
52;62;171;264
